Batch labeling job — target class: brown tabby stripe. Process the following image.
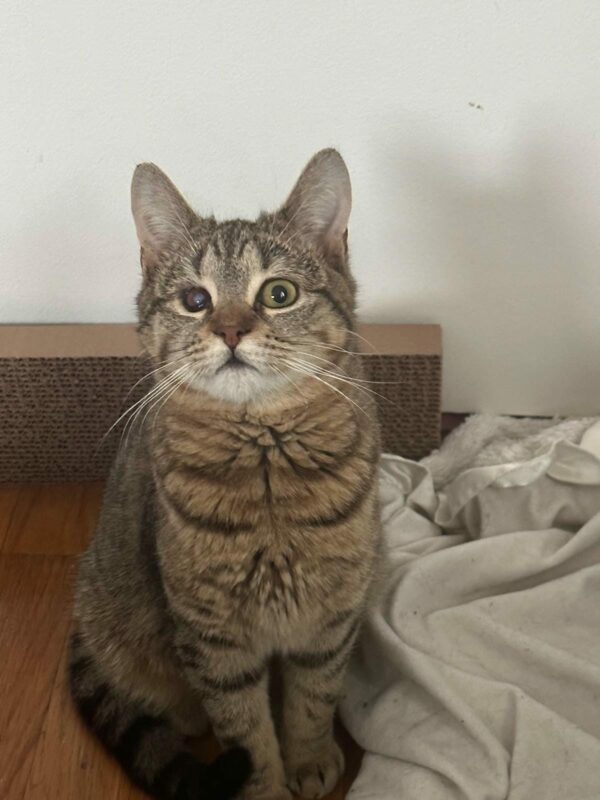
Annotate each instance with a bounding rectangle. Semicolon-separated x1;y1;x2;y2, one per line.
197;664;266;693
160;461;238;485
195;631;240;649
324;608;358;630
303;689;340;705
161;484;252;534
288;621;360;669
291;474;375;527
113;715;165;765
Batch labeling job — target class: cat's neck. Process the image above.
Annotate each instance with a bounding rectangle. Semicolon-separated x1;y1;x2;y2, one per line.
150;376;366;472
167;377;359;427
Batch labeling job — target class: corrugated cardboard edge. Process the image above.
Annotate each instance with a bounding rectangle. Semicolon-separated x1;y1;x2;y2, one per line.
0;323;442;481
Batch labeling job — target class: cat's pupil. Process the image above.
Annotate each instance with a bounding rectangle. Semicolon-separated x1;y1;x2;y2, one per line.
182;287;210;312
271;285;288;304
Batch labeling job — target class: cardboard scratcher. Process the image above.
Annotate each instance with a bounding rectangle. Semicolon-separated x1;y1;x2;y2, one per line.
0;324;442;482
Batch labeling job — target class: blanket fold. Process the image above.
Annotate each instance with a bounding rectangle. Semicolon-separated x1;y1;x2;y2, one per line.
341;416;600;800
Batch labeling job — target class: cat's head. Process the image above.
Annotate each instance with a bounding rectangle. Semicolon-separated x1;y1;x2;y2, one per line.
131;149;356;405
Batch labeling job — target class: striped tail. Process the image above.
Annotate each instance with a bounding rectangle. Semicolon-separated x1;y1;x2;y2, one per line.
68;634;251;800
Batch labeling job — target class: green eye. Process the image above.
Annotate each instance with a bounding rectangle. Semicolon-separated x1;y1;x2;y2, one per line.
259;279;298;309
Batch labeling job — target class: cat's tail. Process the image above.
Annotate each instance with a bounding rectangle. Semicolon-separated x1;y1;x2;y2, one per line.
68;632;251;800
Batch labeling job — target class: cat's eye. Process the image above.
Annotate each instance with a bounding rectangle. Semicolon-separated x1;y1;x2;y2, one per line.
181;287;211;313
259;279;298;309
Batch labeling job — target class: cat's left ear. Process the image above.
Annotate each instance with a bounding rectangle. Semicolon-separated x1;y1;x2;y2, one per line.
280;149;352;267
131;163;196;267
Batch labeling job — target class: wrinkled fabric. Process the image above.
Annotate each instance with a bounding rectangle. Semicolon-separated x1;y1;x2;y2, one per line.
341;418;600;800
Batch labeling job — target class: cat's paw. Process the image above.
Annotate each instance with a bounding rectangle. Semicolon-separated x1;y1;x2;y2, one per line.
285;740;345;799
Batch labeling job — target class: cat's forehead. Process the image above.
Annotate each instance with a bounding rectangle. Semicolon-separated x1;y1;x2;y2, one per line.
199;221;277;287
209;220;258;261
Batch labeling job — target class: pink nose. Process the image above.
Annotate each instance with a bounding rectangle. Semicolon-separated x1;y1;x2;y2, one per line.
213;325;249;350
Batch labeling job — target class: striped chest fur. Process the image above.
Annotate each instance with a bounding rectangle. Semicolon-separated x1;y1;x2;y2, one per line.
152;389;379;645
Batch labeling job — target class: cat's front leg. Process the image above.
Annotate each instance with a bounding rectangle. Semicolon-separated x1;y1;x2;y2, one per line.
176;633;291;800
281;617;360;799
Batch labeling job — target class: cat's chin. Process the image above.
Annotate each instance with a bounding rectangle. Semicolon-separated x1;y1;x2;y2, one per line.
188;366;290;405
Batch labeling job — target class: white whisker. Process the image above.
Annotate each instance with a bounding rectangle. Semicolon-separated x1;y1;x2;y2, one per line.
121;372;191;447
125;353;190;399
281;358;369;417
283;338;359;356
273;345;398;387
142;365;196;436
269;362;310;403
102;362;192;445
284;356;393;405
335;327;378;353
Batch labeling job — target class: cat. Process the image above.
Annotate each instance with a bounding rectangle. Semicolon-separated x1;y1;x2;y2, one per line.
69;149;381;800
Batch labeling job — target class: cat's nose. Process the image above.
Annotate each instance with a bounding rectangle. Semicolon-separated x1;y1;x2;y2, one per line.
212;324;250;350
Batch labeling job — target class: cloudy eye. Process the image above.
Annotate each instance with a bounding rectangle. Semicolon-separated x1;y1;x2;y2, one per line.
181;287;211;313
259;279;298;309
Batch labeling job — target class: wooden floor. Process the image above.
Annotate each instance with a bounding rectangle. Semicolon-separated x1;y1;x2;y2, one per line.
0;482;362;799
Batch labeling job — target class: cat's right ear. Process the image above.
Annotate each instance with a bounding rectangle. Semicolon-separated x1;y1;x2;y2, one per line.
131;163;196;266
279;149;352;268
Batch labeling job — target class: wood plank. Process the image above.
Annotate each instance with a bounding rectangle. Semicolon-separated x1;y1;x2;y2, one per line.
0;484;22;552
2;482;104;556
67;482;104;554
24;641;144;800
0;555;74;799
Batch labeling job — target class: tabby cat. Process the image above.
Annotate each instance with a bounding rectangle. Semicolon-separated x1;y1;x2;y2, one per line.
69;149;381;800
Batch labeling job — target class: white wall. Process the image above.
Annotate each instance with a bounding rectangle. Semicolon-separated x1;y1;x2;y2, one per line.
2;0;600;414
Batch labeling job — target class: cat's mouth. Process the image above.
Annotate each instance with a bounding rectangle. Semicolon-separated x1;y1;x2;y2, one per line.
216;354;257;373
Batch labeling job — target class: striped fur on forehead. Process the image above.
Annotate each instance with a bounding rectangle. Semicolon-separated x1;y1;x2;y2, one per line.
199;233;266;295
208;220;258;263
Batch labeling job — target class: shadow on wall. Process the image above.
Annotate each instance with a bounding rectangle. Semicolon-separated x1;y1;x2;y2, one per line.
368;119;600;414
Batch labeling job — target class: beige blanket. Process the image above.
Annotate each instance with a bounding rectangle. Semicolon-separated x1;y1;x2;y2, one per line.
341;416;600;800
